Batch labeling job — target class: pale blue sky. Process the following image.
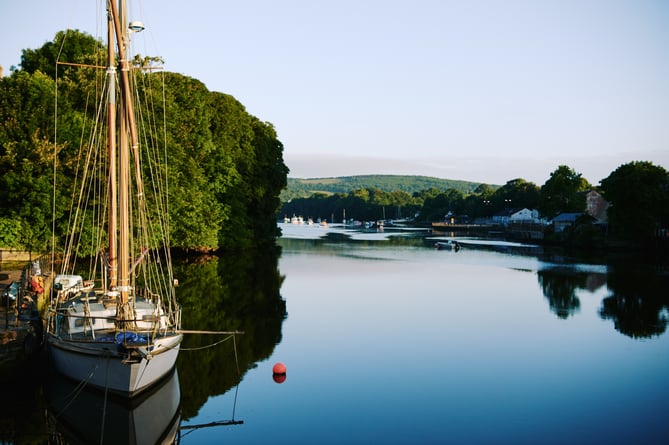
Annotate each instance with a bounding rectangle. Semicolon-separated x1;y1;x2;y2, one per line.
2;0;668;185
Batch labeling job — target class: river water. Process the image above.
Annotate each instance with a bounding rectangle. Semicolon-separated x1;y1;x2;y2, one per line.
2;223;668;444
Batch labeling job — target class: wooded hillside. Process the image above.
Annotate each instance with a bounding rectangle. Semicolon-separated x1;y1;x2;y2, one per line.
281;175;494;202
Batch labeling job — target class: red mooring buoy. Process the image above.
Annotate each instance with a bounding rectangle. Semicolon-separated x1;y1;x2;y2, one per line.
272;362;287;384
273;362;287;375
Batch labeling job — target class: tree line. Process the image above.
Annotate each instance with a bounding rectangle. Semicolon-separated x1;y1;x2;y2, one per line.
0;30;289;253
281;175;483;202
280;163;669;245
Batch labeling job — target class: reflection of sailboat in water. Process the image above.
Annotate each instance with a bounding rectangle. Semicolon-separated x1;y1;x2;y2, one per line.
179;385;244;440
44;0;182;397
46;333;247;443
46;370;181;444
177;336;245;441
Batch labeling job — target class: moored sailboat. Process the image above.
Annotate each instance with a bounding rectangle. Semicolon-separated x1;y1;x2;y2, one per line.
45;0;182;397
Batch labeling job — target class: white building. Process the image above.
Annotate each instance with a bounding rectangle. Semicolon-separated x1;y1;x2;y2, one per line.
509;208;540;223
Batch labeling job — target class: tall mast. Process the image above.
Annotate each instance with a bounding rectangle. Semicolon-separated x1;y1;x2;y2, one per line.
118;0;130;305
107;2;118;290
109;0;136;305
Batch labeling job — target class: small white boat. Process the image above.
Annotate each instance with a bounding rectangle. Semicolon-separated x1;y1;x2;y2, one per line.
434;240;461;251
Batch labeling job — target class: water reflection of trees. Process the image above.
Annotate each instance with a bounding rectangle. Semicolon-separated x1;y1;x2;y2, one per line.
174;247;286;418
600;265;669;338
537;268;588;318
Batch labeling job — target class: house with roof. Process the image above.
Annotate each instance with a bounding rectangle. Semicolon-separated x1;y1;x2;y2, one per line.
509;208;540;223
493;208;542;226
492;209;514;226
551;212;593;232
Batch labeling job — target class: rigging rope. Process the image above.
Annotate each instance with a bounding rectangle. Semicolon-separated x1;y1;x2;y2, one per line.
100;352;111;445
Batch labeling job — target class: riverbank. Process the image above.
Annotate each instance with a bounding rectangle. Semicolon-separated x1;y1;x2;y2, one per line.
431;222;669;262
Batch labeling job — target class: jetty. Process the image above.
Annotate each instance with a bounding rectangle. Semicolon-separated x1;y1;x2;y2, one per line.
0;255;49;368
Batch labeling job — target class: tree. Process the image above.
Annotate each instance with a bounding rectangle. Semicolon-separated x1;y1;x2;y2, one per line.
473;183;495;198
491;178;540;214
20;30;105;80
539;165;591;218
247;118;289;245
421;189;465;221
0;70;63;251
600;161;669;241
1;31;288;252
0;217;23;249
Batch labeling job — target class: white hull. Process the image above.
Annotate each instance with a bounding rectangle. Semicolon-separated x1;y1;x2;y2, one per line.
47;333;182;396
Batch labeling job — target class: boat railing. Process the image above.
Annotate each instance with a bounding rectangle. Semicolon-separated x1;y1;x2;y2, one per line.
45;306;182;340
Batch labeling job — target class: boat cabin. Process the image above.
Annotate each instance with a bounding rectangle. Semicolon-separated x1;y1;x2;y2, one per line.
54;274;86;292
57;290;171;336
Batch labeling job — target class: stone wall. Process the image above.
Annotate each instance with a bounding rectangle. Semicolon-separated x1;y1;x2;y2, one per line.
0;250;36;263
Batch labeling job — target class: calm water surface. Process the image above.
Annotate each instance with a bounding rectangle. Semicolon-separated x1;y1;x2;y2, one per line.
182;224;669;445
4;224;667;444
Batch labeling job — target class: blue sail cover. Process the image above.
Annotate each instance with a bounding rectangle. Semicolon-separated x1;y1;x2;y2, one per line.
115;332;148;344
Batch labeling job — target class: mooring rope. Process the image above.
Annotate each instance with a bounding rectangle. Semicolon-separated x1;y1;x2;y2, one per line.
231;334;241;421
178;334;239;351
233;334;240;376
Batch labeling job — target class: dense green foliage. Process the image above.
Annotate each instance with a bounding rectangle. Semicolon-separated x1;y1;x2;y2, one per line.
538;165;591;218
281;175;487;201
600;161;669;242
0;30;288;252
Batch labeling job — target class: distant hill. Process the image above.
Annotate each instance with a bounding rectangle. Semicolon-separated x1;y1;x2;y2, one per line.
281;175;496;201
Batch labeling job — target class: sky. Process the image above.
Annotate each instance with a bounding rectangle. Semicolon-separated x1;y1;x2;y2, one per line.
1;0;668;186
